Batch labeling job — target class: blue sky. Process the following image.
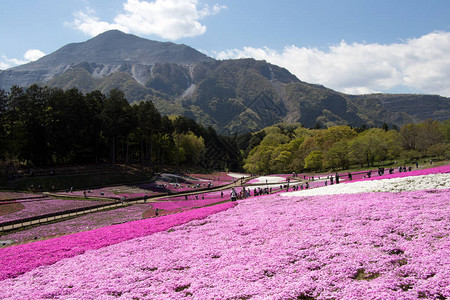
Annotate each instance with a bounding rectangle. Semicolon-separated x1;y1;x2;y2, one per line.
1;0;450;96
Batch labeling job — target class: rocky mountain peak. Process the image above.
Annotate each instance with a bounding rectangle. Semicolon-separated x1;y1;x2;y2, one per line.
10;30;214;72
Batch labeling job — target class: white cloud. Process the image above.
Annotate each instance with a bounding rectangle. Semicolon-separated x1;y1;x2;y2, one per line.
23;49;46;62
214;31;450;97
0;49;46;70
0;57;26;70
68;7;129;37
68;0;226;40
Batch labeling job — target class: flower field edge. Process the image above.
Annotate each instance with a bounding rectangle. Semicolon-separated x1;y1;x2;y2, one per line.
0;201;237;281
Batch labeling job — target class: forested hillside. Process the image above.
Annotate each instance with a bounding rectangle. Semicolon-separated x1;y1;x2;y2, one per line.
0;85;241;174
1;85;448;180
243;121;449;174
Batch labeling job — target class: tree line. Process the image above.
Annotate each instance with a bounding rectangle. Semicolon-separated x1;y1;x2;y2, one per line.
0;85;242;173
0;84;448;177
243;120;449;174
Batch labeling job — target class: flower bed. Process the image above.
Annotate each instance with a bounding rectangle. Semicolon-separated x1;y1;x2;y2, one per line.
54;186;156;200
0;185;447;299
0;167;448;299
0;198;113;224
0;192;45;201
0;202;236;281
1;188;242;245
0;204;151;244
189;172;235;183
152;192;230;211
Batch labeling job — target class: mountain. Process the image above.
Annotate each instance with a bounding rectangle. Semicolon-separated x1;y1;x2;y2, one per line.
0;30;213;89
1;30;449;133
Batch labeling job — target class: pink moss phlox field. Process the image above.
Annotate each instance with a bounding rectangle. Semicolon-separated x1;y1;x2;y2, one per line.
189;172;234;183
152;193;229;211
1;189;240;244
55;189;151;200
0;192;44;201
0;202;236;281
1;204;150;244
0;198;113;223
0;188;448;299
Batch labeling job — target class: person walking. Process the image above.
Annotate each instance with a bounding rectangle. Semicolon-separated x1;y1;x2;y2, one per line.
231;188;237;201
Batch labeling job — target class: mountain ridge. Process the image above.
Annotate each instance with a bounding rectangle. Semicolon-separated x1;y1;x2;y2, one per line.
1;30;448;133
11;30;214;70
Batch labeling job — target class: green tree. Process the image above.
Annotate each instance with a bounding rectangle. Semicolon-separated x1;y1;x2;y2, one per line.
259;132;290;147
178;131;205;165
286;138;307;172
400;149;421;162
85;90;107;163
442;120;450;143
382;129;402;160
155;116;175;166
243;126;292;174
273;149;293;173
325;139;351;170
349;128;400;167
47;87;95;163
349;130;382;167
315;125;357;152
427;143;449;159
134;100;161;167
244;145;274;174
416;119;444;153
0;89;7;159
7;85;52;165
100;89;137;167
304;150;323;171
400;123;419;150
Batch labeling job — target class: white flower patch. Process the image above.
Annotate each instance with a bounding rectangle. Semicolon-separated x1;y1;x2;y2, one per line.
282;173;450;197
250;176;287;184
227;173;250;179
